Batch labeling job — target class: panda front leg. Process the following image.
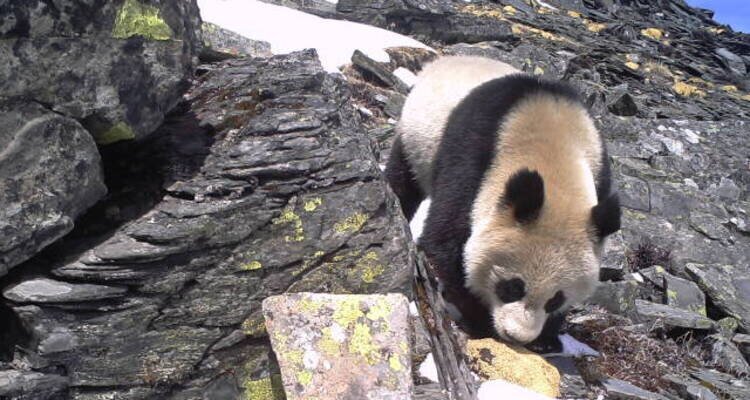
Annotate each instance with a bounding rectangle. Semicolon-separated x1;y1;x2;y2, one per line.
384;136;425;221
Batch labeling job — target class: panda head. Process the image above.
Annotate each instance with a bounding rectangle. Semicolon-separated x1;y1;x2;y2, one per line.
464;168;620;344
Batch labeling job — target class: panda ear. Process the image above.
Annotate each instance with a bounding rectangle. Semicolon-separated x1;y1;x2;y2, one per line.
591;193;621;239
501;168;545;223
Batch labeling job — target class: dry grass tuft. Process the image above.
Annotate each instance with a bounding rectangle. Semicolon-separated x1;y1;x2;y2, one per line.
626;240;672;272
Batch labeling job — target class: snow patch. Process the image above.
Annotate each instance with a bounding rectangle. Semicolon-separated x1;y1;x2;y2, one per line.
418;353;439;382
197;0;432;72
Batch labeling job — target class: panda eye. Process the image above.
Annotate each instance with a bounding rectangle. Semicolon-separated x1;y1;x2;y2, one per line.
544;290;566;313
495;278;526;303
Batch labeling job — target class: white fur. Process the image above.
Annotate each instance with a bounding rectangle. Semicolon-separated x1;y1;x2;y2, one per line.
397;56;520;194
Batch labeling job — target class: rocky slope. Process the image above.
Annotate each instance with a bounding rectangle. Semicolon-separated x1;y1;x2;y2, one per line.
1;0;750;399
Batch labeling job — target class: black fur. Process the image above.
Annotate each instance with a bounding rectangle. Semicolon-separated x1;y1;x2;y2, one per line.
526;312;566;354
416;74;583;338
385;136;425;220
496;278;526;303
544;290;566;313
592;192;621;239
502;168;545;223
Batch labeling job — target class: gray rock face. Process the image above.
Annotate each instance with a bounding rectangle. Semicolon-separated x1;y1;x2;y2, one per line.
0;0;202;143
263;293;412;400
0;102;106;276
2;50;414;399
634;300;716;330
663;273;706;316
0;370;68;400
602;378;670;400
686;263;750;331
202;22;272;58
705;334;750;376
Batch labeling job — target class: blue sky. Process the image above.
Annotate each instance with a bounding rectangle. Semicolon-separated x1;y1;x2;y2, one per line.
687;0;750;32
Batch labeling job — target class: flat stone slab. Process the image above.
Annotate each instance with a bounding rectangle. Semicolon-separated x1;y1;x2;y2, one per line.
634;300;716;330
3;278;126;303
602;378;670;400
0;369;68;400
263;293;412;400
686;263;750;331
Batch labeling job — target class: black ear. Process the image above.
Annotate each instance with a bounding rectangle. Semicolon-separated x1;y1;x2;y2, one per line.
592;193;621;239
501;168;545;223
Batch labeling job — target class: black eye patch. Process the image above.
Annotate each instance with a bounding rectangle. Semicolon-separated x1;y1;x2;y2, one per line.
544;291;566;313
495;278;526;303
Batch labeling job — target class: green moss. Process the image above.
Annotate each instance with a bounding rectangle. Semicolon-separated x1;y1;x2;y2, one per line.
96;122;136;145
112;0;173;41
349;323;380;364
303;198;323;212
243;375;285;400
332;298;364;327
241;261;263;271
273;207;305;242
333;212;368;233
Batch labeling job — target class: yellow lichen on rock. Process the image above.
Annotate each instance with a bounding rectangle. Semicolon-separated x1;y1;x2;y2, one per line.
112;0;173;41
303;197;322;212
502;5;516;15
273;206;305;242
243;375;285;400
96;122;136;145
333;212;368;233
625;61;640;70
641;28;664;40
585;21;607;33
673;81;706;97
459;4;506;19
466;338;561;398
721;85;738;92
567;10;581;18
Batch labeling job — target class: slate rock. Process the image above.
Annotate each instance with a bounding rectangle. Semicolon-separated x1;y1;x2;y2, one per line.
263;293;412;400
0;0;202;142
602;378;670;400
352;50;411;95
663;273;706;316
5;50;414;398
466;338;560;398
3;278;126;303
0;101;106;276
716;48;746;76
689;368;750;400
617;175;650;212
663;374;720;400
0;369;68;400
201;22;272;59
686;263;750;331
634;300;716;330
588;280;640;317
733;333;750;359
608;92;639;116
704;334;750;376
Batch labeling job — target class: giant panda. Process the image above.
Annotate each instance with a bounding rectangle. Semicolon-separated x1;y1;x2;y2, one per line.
385;56;621;347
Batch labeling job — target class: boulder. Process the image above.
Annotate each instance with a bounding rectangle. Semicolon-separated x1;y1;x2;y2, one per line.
263;293;412;400
634;300;716;330
0;102;106;276
0;0;202;143
686;263;750;331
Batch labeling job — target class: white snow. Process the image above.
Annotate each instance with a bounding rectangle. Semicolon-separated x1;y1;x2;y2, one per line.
197;0;432;72
477;380;555;400
418;353;439;383
409;198;430;241
393;67;418;88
